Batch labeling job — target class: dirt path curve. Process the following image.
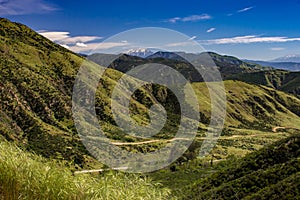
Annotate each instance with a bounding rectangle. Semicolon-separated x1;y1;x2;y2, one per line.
111;138;191;146
272;126;286;132
75;127;300;174
272;126;300;132
111;127;300;146
111;133;273;146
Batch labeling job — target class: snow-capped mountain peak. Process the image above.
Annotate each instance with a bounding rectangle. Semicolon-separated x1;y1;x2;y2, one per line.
270;54;300;63
123;48;154;58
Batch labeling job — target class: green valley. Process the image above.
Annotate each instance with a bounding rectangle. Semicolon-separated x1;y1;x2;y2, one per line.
0;18;300;199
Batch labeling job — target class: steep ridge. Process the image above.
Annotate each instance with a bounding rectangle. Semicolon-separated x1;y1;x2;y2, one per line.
0;18;90;166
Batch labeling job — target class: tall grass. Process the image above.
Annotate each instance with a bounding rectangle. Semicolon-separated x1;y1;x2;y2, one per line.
0;141;170;200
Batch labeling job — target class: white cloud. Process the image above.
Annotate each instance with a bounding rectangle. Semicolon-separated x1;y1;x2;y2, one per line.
200;35;300;45
270;47;285;51
168;17;181;23
207;28;216;33
0;0;58;15
39;30;118;53
165;42;192;47
69;42;130;53
76;42;87;47
237;6;254;13
182;14;212;22
167;14;212;23
188;36;197;40
60;44;70;49
38;31;70;41
38;31;102;44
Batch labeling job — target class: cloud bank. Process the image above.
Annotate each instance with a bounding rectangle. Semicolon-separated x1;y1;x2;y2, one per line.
39;30;131;53
201;35;300;45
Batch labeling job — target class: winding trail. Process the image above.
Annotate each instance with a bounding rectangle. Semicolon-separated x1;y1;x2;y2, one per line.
272;126;300;133
74;127;300;174
111;135;252;146
111;138;191;146
111;127;300;146
74;167;128;175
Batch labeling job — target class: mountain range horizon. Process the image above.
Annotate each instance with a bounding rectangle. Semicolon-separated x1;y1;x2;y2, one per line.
121;47;300;63
84;47;300;72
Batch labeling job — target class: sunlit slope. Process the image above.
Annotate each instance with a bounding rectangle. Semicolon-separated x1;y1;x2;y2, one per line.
193;80;300;130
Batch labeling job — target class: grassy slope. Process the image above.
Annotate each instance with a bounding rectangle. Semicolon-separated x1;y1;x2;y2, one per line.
0;18;94;167
182;132;300;200
193;80;300;129
226;70;300;95
0;139;169;200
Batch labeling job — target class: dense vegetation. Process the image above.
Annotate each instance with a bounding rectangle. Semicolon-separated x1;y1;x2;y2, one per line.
183;132;300;200
1;17;299;165
1;18;300;199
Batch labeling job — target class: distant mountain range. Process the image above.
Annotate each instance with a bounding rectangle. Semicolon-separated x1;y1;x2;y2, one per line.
88;51;300;95
122;48;300;72
89;51;267;83
271;54;300;63
244;59;300;71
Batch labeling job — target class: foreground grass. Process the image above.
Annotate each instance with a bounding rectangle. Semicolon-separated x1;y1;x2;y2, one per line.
0;140;170;200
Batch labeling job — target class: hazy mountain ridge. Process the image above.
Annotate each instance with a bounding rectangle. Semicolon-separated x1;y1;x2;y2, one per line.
244;59;300;71
271;54;300;63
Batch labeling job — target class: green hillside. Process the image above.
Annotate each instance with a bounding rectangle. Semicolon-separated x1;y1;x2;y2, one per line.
227;70;300;95
183;132;300;200
1;18;300;199
0;18;93;167
95;51;300;95
193;80;300;129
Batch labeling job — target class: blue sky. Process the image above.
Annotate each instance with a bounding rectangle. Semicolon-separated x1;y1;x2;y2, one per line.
2;0;300;60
